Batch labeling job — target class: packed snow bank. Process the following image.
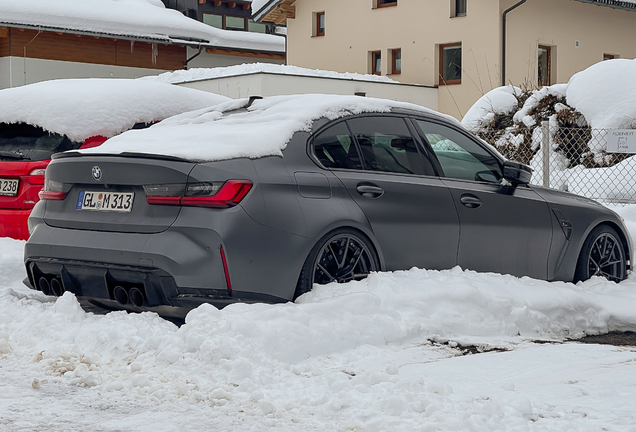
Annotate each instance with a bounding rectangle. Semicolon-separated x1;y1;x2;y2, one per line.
80;94;455;161
145;62;399;85
0;79;229;141
462;85;522;131
0;0;284;52
3;230;636;430
567;58;636;130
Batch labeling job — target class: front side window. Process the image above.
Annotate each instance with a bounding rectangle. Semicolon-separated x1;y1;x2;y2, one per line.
346;116;429;175
415;120;502;182
313;122;363;170
538;45;551;86
371;51;381;75
439;43;462;85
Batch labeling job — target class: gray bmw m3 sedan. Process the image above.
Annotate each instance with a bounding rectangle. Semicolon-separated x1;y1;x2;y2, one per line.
24;95;632;319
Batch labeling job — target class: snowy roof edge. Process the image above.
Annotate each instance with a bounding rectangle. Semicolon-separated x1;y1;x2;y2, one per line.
0;21;286;54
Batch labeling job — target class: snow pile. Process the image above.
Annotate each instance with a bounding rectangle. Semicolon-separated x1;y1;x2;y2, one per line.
80;94;454;161
462;85;522;132
0;78;229;141
567;58;636;130
145;62;399;84
3;226;636;429
0;0;284;52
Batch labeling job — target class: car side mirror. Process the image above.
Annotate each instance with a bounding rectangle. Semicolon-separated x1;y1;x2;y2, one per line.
502;161;532;185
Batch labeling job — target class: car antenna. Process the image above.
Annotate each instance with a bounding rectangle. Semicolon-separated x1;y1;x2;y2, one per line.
245;95;263;108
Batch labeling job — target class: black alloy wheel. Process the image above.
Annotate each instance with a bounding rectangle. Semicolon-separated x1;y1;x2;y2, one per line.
574;225;627;283
294;229;379;299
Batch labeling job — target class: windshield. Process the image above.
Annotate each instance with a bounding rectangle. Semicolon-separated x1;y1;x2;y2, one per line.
0;123;82;162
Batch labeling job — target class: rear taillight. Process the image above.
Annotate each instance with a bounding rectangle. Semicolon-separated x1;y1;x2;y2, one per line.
144;180;253;208
22;168;46;186
39;179;72;200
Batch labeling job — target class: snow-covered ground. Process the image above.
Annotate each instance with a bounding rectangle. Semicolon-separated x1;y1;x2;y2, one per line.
2;204;636;431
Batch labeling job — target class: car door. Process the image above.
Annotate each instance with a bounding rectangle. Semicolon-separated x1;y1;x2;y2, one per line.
412;118;553;279
312;115;459;272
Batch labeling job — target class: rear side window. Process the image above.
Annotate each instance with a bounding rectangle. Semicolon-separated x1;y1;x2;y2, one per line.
0;123;81;162
346;116;430;175
313;121;363;170
415;120;502;183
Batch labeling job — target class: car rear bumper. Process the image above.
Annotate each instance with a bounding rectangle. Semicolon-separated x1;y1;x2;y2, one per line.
0;208;31;240
24;205;310;317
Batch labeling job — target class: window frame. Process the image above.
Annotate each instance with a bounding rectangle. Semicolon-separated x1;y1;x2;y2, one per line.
390;49;401;75
439;42;462;85
451;0;467;17
376;0;398;8
538;44;552;87
603;53;616;61
371;50;382;75
315;11;325;37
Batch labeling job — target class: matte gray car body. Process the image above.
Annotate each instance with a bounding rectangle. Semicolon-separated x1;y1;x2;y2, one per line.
24;104;632;319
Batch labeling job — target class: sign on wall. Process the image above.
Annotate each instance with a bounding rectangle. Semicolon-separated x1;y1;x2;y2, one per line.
607;130;636;153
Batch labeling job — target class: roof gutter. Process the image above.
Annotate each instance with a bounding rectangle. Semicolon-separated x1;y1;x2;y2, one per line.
502;0;527;86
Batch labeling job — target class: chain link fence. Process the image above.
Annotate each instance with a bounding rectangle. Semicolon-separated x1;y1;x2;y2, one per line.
475;121;636;205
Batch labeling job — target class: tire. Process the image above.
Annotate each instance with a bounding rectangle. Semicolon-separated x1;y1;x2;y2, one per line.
574;225;627;283
294;228;379;299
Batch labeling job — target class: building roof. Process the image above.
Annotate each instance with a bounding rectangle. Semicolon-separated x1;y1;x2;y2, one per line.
252;0;295;24
0;0;285;53
572;0;636;10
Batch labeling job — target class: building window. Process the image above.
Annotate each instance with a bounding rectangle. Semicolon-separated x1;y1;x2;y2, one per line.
439;43;461;85
451;0;467;17
391;49;401;74
375;0;397;8
538;45;552;86
315;12;325;36
371;51;382;75
203;13;223;29
203;13;269;34
603;53;616;61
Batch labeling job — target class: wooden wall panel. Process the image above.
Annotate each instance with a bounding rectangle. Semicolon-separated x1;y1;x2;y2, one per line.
7;28;186;70
0;27;10;57
116;40;186;70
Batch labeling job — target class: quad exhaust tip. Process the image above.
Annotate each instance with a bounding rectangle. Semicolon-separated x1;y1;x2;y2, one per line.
113;285;145;307
38;277;65;297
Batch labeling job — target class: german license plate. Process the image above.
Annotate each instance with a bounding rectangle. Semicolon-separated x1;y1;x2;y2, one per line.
0;178;19;196
76;191;134;212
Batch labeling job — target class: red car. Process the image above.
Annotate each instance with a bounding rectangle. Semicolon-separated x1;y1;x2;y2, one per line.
0;78;229;240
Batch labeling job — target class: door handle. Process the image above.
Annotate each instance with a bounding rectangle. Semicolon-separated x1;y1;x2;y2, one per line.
356;183;384;198
460;194;482;209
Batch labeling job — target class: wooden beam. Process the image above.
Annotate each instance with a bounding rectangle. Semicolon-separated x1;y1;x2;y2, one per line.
206;47;285;60
213;0;222;5
242;3;250;9
199;0;207;4
228;2;237;7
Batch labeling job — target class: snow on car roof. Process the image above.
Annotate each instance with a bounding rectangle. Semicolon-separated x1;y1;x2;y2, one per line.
78;94;458;162
0;78;230;142
0;0;284;53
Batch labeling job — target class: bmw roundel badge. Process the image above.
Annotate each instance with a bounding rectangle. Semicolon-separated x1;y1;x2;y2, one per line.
92;166;102;181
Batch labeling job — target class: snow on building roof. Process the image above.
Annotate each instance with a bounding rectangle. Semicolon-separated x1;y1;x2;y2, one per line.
0;0;285;53
79;94;455;161
0;78;230;141
144;63;399;85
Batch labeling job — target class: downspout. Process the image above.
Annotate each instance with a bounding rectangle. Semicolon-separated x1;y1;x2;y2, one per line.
184;45;203;70
502;0;527;86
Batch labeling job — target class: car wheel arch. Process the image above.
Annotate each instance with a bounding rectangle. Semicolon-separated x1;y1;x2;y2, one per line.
572;221;631;282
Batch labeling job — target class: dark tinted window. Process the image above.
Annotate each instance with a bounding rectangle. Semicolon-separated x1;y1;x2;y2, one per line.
346;116;429;175
0;123;81;162
313;121;363;170
415;120;502;182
